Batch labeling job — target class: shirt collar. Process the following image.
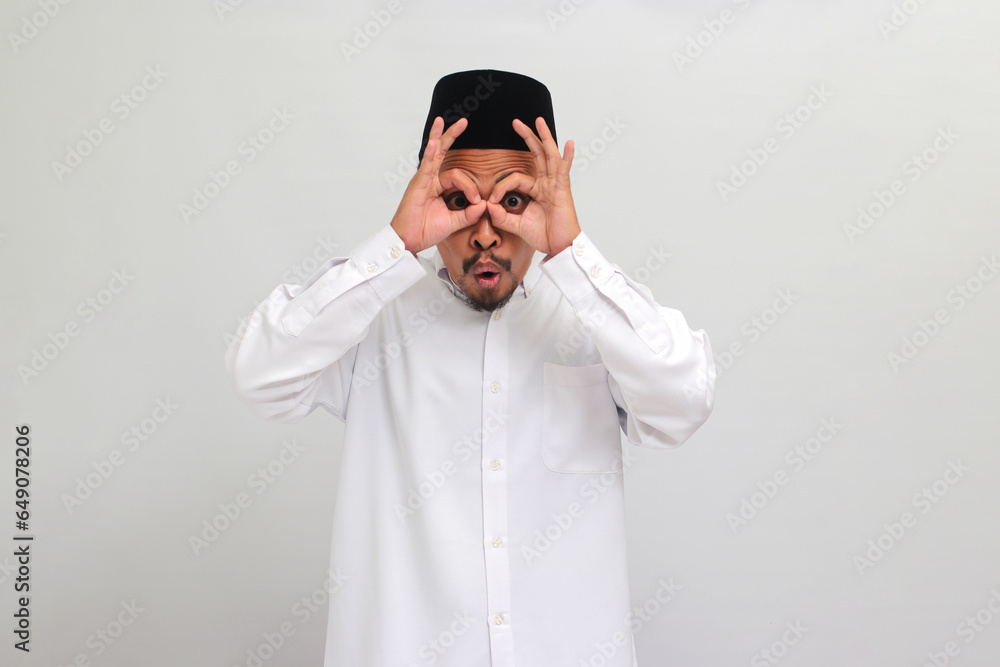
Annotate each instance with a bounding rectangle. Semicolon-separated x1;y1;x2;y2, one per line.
426;249;544;301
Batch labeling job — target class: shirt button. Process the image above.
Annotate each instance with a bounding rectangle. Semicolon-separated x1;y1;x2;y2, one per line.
494;614;505;625
390;247;401;259
489;459;501;471
367;263;378;274
490;382;501;393
574;247;585;256
492;309;501;320
590;267;600;279
492;537;503;548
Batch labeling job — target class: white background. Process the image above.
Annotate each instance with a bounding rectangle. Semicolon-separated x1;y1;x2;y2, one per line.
2;1;999;665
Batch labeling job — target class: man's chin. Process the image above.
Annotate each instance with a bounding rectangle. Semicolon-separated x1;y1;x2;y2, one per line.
458;276;517;312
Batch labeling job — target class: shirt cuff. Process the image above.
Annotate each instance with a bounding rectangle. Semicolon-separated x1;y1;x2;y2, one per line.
348;225;426;304
540;231;612;306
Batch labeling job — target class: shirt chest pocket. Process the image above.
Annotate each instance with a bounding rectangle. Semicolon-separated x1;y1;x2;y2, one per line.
542;362;623;474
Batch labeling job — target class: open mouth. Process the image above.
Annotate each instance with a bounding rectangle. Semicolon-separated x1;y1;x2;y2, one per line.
472;262;502;289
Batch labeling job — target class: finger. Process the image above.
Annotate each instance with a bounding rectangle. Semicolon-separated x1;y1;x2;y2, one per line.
485;201;517;235
533;117;562;176
425;118;469;188
438;116;468;154
461;200;487;225
439;168;482;204
488;172;535;204
423;116;465;174
417;117;444;176
558;139;575;179
512;118;551;179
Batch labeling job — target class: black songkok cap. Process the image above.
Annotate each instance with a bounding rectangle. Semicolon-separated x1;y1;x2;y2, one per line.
417;69;556;162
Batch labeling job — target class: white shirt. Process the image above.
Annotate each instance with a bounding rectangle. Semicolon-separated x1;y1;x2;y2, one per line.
225;224;715;666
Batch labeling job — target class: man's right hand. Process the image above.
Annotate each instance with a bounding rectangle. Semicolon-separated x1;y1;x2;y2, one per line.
390;116;486;255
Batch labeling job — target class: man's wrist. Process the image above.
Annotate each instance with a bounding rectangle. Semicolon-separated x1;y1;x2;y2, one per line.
544;228;583;261
389;220;420;255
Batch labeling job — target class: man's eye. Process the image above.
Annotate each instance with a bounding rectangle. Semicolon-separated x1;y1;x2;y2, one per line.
501;193;529;213
445;193;470;210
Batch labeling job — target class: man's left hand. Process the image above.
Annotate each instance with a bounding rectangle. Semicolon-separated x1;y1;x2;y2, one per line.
486;117;580;258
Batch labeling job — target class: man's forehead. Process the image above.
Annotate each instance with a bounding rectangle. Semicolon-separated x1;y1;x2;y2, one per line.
440;148;536;177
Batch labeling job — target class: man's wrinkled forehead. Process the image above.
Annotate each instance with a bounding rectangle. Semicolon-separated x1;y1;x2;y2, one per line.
439;148;536;179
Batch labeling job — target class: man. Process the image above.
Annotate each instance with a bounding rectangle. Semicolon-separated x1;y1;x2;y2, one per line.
226;70;714;667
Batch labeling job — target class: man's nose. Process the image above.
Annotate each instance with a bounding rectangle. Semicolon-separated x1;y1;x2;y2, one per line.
470;214;500;250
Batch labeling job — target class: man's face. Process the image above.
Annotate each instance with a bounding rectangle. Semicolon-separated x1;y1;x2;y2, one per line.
436;148;537;312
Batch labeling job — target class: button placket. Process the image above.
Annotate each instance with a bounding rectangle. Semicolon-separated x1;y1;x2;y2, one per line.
481;306;514;664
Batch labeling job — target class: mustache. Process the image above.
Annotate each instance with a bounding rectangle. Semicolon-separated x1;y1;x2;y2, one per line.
462;253;512;274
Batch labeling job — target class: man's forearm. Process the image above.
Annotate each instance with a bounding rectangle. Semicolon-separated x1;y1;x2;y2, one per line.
540;232;715;447
225;225;427;422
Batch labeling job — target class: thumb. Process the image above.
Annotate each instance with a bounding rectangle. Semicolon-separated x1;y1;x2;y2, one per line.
485;201;515;234
462;200;487;225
